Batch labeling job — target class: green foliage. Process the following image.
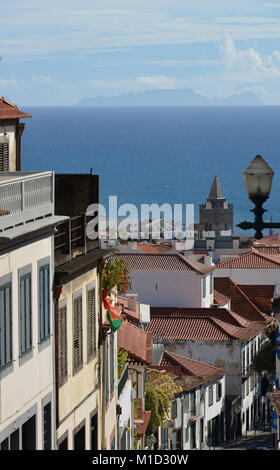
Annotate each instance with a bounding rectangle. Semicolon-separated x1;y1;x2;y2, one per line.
117;347;128;378
102;258;131;295
145;369;182;435
251;325;276;374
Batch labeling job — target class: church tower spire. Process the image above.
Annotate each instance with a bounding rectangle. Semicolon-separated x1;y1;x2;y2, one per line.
199;174;233;238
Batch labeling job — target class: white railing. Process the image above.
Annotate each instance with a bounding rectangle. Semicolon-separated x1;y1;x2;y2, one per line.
0;171;54;231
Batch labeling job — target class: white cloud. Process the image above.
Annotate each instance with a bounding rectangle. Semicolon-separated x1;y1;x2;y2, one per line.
86;75;192;95
220;36;280;82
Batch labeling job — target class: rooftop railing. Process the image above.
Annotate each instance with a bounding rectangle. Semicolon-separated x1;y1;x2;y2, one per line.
0;171;54;231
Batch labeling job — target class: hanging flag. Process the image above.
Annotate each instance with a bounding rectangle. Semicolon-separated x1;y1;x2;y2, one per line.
103;296;122;332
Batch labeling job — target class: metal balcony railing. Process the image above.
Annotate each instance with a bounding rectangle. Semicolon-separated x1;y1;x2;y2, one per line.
0;171;54;231
54;214;99;267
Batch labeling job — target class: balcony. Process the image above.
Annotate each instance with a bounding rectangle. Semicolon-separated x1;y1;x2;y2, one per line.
54;214;99;267
0;171;54;231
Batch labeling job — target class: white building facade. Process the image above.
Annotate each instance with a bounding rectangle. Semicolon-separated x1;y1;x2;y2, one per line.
0;171;65;450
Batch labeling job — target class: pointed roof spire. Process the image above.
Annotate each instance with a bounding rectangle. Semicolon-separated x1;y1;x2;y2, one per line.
208;175;225;200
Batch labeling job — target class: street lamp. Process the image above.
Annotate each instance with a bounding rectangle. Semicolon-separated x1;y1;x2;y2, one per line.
237;155;280;239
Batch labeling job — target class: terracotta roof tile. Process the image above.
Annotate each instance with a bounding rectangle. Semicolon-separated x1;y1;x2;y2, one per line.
116;295;140;323
109;253;215;274
216;248;280;269
254;246;280;255
214;289;230;307
147;307;265;341
0;97;32;120
214;277;270;322
118;320;152;364
137;242;171;254
137;411;151;436
160;352;225;382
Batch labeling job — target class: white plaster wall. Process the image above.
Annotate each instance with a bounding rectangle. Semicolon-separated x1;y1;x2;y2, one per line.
205;377;226;424
164;340;241;396
0;236;55;449
214;267;280;285
127;271;202;307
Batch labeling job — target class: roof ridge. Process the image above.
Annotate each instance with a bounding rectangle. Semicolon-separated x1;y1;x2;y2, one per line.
165;351;225;374
210;316;242;339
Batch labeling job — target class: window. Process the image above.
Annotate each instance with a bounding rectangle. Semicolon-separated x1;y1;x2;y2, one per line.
208;386;213;406
216;382;222;401
171;400;177;419
161;427;168;450
73;293;83;374
185;426;189;443
0;281;12;369
200;418;204;443
87;285;96;362
0;142;9;171
39;264;50;342
190;391;196;416
74;424;85;450
19;272;32;355
110;334;115;395
43;402;52;450
58;302;68;386
22;415;36;450
10;429;19;450
203;277;206;298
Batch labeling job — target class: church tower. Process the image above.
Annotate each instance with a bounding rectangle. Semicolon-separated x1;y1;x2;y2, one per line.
199;175;233;238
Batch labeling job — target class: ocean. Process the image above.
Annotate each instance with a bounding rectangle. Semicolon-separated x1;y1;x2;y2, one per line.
21;106;280;237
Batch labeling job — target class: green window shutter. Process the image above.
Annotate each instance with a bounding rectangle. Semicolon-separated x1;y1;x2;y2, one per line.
73;295;83;374
39;264;50;341
185;426;189;443
20;273;32;354
0;283;12;368
58;304;67;386
0;143;9;171
171;400;177;419
87;287;96;361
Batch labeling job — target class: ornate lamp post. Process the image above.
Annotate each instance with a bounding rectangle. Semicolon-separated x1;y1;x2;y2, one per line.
237;155;280;239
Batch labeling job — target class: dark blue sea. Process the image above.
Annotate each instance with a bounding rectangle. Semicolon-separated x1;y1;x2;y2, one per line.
21;106;280;236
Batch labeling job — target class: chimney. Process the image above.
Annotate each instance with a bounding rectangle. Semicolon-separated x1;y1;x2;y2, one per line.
126;294;138;312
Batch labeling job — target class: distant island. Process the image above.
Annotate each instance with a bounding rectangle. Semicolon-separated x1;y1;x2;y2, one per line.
75;89;263;107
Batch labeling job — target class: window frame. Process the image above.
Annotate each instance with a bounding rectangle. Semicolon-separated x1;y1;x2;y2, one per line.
18;265;32;357
0;273;12;371
38;259;50;344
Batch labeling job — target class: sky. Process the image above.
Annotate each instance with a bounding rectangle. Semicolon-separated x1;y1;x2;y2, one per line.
2;0;280;105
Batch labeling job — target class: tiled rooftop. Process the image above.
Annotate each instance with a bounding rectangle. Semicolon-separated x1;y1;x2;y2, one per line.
136;242;171;254
147;307;264;341
109;252;215;274
118;320;152;364
214;277;270;322
216;248;280;269
117;295;140;323
160;351;225;382
0;97;32;120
